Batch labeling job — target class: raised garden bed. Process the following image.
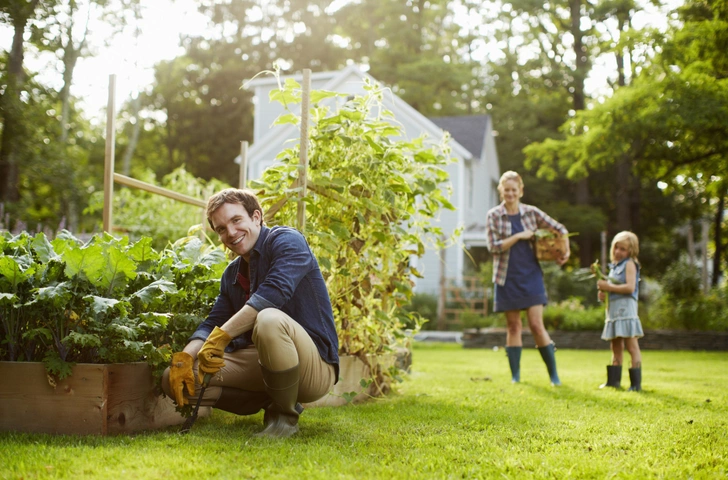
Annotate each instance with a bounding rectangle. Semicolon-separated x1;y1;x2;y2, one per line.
0;362;209;435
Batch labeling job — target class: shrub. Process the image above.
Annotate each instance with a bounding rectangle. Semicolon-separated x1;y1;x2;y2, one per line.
460;311;505;330
646;287;728;331
660;261;701;299
542;263;600;307
542;299;605;331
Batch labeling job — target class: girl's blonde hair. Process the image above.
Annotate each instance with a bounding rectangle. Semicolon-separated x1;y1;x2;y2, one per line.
497;171;524;200
611;231;640;265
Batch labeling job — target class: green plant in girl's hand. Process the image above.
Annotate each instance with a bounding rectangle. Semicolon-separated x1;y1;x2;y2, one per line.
587;260;624;309
589;260;623;285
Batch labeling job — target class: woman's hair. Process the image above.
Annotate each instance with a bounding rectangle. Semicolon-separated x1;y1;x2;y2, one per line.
497;171;524;200
610;231;640;265
206;188;265;229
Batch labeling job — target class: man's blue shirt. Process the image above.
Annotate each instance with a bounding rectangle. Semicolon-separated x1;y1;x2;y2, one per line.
191;225;340;380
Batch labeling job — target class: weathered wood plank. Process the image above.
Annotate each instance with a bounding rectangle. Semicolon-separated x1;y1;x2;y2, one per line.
0;362;106;435
0;362;210;435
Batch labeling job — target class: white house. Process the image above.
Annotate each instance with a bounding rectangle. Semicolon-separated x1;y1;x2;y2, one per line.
244;65;500;295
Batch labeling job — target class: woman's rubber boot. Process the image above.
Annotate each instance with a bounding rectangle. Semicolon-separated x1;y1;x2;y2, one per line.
505;346;522;383
599;365;622;389
215;387;271;415
255;363;300;438
628;367;642;392
537;343;561;386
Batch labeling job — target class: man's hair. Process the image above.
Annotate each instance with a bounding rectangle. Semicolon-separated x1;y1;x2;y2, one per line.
206;188;265;229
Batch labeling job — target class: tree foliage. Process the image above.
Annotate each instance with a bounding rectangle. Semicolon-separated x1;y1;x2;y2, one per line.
524;0;728;280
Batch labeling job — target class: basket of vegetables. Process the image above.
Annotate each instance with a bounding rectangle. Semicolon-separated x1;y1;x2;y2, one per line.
533;229;571;261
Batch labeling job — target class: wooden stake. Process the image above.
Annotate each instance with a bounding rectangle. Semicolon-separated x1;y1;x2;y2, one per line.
103;74;116;233
239;141;248;189
297;69;311;231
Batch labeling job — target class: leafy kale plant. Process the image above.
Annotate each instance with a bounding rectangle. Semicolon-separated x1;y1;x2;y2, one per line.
0;229;226;382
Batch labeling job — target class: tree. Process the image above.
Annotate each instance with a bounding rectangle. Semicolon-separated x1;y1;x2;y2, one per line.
523;0;728;281
0;0;47;203
334;0;485;115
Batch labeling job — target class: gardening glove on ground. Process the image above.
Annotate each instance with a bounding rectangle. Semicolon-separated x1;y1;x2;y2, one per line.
197;326;232;383
169;352;196;406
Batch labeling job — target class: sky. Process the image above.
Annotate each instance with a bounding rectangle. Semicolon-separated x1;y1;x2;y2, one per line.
1;0;679;122
1;0;210;122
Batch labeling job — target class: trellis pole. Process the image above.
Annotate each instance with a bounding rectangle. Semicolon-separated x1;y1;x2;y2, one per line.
296;69;311;231
103;74;116;233
239;140;248;188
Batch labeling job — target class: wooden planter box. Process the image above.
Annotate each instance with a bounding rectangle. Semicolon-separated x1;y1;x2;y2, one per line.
303;354;395;408
0;361;209;435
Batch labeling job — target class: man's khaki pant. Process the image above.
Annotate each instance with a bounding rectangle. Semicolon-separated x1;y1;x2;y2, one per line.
162;308;335;406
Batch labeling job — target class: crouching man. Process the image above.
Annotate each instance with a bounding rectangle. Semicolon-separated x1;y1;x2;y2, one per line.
162;188;339;438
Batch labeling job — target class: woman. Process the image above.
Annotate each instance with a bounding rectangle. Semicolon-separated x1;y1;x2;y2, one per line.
485;171;570;386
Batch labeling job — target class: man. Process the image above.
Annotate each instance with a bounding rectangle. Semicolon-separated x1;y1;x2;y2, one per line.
163;188;339;438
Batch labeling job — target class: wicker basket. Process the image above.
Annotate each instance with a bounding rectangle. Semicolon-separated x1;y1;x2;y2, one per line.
534;233;569;261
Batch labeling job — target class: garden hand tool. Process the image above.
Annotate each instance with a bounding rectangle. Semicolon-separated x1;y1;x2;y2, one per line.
169;352;196;406
197;326;232;382
179;373;211;435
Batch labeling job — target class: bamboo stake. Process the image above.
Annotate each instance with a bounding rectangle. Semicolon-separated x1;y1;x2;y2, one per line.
239;141;248;189
297;69;311;231
113;173;207;207
103;74;116;233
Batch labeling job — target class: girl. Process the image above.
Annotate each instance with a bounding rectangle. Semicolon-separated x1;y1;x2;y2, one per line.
597;231;644;391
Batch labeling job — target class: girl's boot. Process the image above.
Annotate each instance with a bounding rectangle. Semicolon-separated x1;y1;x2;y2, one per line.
599;365;622;389
505;346;522;383
537;343;561;386
628;367;642;391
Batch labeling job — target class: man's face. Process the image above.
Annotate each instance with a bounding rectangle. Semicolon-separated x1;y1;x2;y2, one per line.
210;203;262;260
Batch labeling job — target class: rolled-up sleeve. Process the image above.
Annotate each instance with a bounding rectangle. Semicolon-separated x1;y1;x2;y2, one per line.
485;209;504;253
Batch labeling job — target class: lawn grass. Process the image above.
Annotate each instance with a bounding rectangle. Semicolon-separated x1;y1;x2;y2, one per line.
1;343;727;479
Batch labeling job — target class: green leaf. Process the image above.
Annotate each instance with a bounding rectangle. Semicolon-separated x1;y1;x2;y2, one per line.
0;292;18;304
311;90;345;104
99;245;138;293
131;279;179;305
63;244;105;283
31;233;58;263
34;282;73;308
329;221;350;241
342;391;358;403
128;237;159;263
273;113;299;126
0;256;35;289
269;80;302;105
65;332;102;348
84;295;121;315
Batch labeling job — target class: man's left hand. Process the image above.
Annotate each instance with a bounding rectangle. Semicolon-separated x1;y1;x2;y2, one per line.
197;326;232;382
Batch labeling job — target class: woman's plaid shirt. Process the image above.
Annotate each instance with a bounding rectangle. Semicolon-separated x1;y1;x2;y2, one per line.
485;202;568;286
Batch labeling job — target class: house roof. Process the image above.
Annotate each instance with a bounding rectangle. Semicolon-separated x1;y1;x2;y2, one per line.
243;65;475;165
429;115;491;159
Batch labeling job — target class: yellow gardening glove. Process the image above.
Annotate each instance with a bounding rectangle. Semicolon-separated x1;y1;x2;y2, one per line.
197;326;232;383
169;352;195;406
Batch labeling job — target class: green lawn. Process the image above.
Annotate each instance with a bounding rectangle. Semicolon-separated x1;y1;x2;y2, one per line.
1;343;727;479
